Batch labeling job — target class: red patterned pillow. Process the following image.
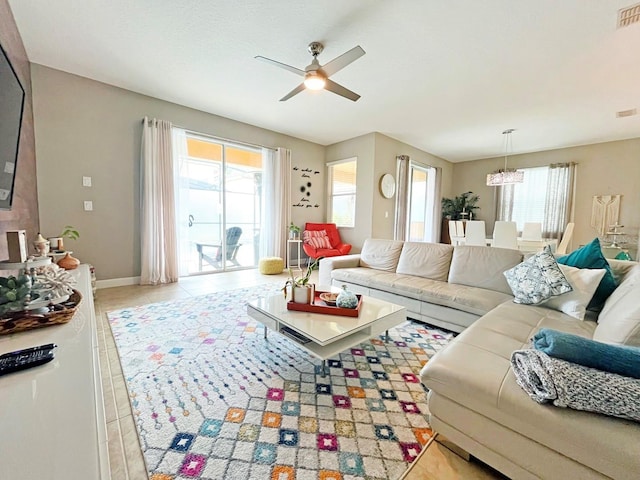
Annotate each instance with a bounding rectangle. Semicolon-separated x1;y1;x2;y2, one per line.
303;230;332;249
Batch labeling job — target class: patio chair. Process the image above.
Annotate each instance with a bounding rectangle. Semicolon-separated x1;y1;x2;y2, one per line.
196;226;243;270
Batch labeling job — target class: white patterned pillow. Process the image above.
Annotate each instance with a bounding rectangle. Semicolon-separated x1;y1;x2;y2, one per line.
504;245;573;305
303;230;332;249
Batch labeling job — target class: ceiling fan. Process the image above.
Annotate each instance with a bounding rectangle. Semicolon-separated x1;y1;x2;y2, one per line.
255;42;365;102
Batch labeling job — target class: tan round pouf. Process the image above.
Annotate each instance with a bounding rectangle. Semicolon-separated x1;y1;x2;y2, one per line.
259;256;284;275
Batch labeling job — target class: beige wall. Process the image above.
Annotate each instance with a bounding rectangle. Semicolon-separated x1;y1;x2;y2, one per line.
325;132;453;251
324;133;376;252
0;0;39;258
451;138;640;251
373;133;453;239
31;65;325;280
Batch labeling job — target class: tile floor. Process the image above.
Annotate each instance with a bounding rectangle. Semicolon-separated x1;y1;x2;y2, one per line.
94;268;502;480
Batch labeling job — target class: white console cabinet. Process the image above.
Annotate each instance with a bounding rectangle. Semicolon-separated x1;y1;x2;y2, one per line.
0;264;109;479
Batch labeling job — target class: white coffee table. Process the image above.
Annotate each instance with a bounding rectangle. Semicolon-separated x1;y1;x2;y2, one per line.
247;293;406;376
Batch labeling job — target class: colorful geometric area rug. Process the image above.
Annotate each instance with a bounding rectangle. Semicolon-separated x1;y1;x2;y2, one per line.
107;284;454;480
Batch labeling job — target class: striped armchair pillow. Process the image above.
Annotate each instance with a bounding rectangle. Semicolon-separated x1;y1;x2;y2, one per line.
303;230;332;249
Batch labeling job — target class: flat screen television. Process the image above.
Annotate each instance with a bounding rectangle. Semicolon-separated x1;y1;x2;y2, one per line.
0;42;25;210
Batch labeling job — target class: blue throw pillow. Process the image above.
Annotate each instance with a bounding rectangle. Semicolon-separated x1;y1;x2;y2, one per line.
557;238;617;310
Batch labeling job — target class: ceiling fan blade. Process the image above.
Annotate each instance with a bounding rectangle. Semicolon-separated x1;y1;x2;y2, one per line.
280;83;306;101
255;56;305;76
324;79;360;102
321;45;365;77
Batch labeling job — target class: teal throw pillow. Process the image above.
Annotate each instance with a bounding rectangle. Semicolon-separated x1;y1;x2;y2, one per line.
557;237;617;310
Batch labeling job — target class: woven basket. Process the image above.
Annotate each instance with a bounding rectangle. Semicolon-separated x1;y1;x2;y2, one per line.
0;290;82;335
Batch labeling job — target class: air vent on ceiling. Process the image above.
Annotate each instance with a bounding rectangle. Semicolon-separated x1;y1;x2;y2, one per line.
616;108;637;118
618;3;640;27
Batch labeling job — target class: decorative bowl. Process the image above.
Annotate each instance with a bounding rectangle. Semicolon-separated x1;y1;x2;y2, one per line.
319;292;339;306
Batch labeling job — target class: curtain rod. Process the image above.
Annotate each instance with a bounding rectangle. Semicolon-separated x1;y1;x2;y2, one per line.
141;117;277;151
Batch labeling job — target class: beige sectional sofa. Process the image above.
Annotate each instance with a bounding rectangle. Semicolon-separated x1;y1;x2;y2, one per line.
320;238;640;479
421;260;640;480
318;238;523;333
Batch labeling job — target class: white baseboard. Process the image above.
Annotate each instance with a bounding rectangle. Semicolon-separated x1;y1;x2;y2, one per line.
96;276;141;289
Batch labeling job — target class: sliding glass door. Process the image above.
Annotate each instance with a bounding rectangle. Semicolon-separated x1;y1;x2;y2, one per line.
174;130;263;275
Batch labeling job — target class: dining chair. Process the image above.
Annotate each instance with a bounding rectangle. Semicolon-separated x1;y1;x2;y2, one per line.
492;221;518;249
556;222;575;255
464;220;487;246
449;220;464;245
522;222;543;241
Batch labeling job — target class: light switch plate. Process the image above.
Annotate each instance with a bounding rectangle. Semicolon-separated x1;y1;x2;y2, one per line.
82;176;92;187
84;201;93;211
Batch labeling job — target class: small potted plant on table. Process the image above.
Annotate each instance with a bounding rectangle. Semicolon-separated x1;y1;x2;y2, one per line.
48;225;80;252
289;222;301;240
283;257;319;304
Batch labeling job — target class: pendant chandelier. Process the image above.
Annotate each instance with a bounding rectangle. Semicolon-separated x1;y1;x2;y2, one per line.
486;128;524;186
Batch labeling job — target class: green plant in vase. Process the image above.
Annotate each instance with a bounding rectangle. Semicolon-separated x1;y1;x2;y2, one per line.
282;257;320;303
289;222;301;239
441;191;480;220
49;225;80;252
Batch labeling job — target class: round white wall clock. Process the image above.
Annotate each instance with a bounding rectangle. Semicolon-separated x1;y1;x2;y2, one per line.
379;173;396;198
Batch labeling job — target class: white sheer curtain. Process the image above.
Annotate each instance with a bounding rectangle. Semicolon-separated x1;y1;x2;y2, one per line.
394;155;410;240
259;148;276;257
140;117;178;285
260;147;291;259
495;184;515;221
172;128;191;277
543;162;577;240
427;167;441;243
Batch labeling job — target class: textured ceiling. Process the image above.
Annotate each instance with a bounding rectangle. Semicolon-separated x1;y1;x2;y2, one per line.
8;0;640;162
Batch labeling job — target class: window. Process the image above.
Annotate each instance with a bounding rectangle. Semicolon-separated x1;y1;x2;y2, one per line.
510;166;549;231
327;158;357;227
497;163;576;239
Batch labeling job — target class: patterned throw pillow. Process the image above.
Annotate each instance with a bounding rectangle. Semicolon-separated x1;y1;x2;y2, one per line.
303;230;332;249
504;245;573;305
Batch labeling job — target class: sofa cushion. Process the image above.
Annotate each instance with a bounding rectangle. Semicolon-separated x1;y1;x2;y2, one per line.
557;237;617;310
504;246;572;305
359;238;404;271
448;246;523;295
594;265;640;346
543;264;606;320
303;229;331;249
396;242;453;282
332;268;512;316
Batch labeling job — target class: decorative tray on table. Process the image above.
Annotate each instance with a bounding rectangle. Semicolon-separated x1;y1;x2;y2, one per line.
0;290;82;335
286;290;362;317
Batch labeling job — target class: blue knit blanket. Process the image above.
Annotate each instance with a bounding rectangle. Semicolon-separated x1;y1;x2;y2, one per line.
532;328;640;379
511;349;640;422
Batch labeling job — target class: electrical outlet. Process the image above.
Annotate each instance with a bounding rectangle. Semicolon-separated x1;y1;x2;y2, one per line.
82;176;92;187
83;201;93;211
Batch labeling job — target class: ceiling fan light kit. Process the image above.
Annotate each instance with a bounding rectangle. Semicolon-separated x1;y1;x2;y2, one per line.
486;129;524;186
303;71;326;90
256;41;365;101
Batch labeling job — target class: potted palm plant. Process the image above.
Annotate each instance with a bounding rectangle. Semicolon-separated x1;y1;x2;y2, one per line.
441;191;480;220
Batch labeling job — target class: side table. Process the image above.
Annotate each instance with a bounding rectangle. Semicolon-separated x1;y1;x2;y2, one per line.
287;239;302;271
